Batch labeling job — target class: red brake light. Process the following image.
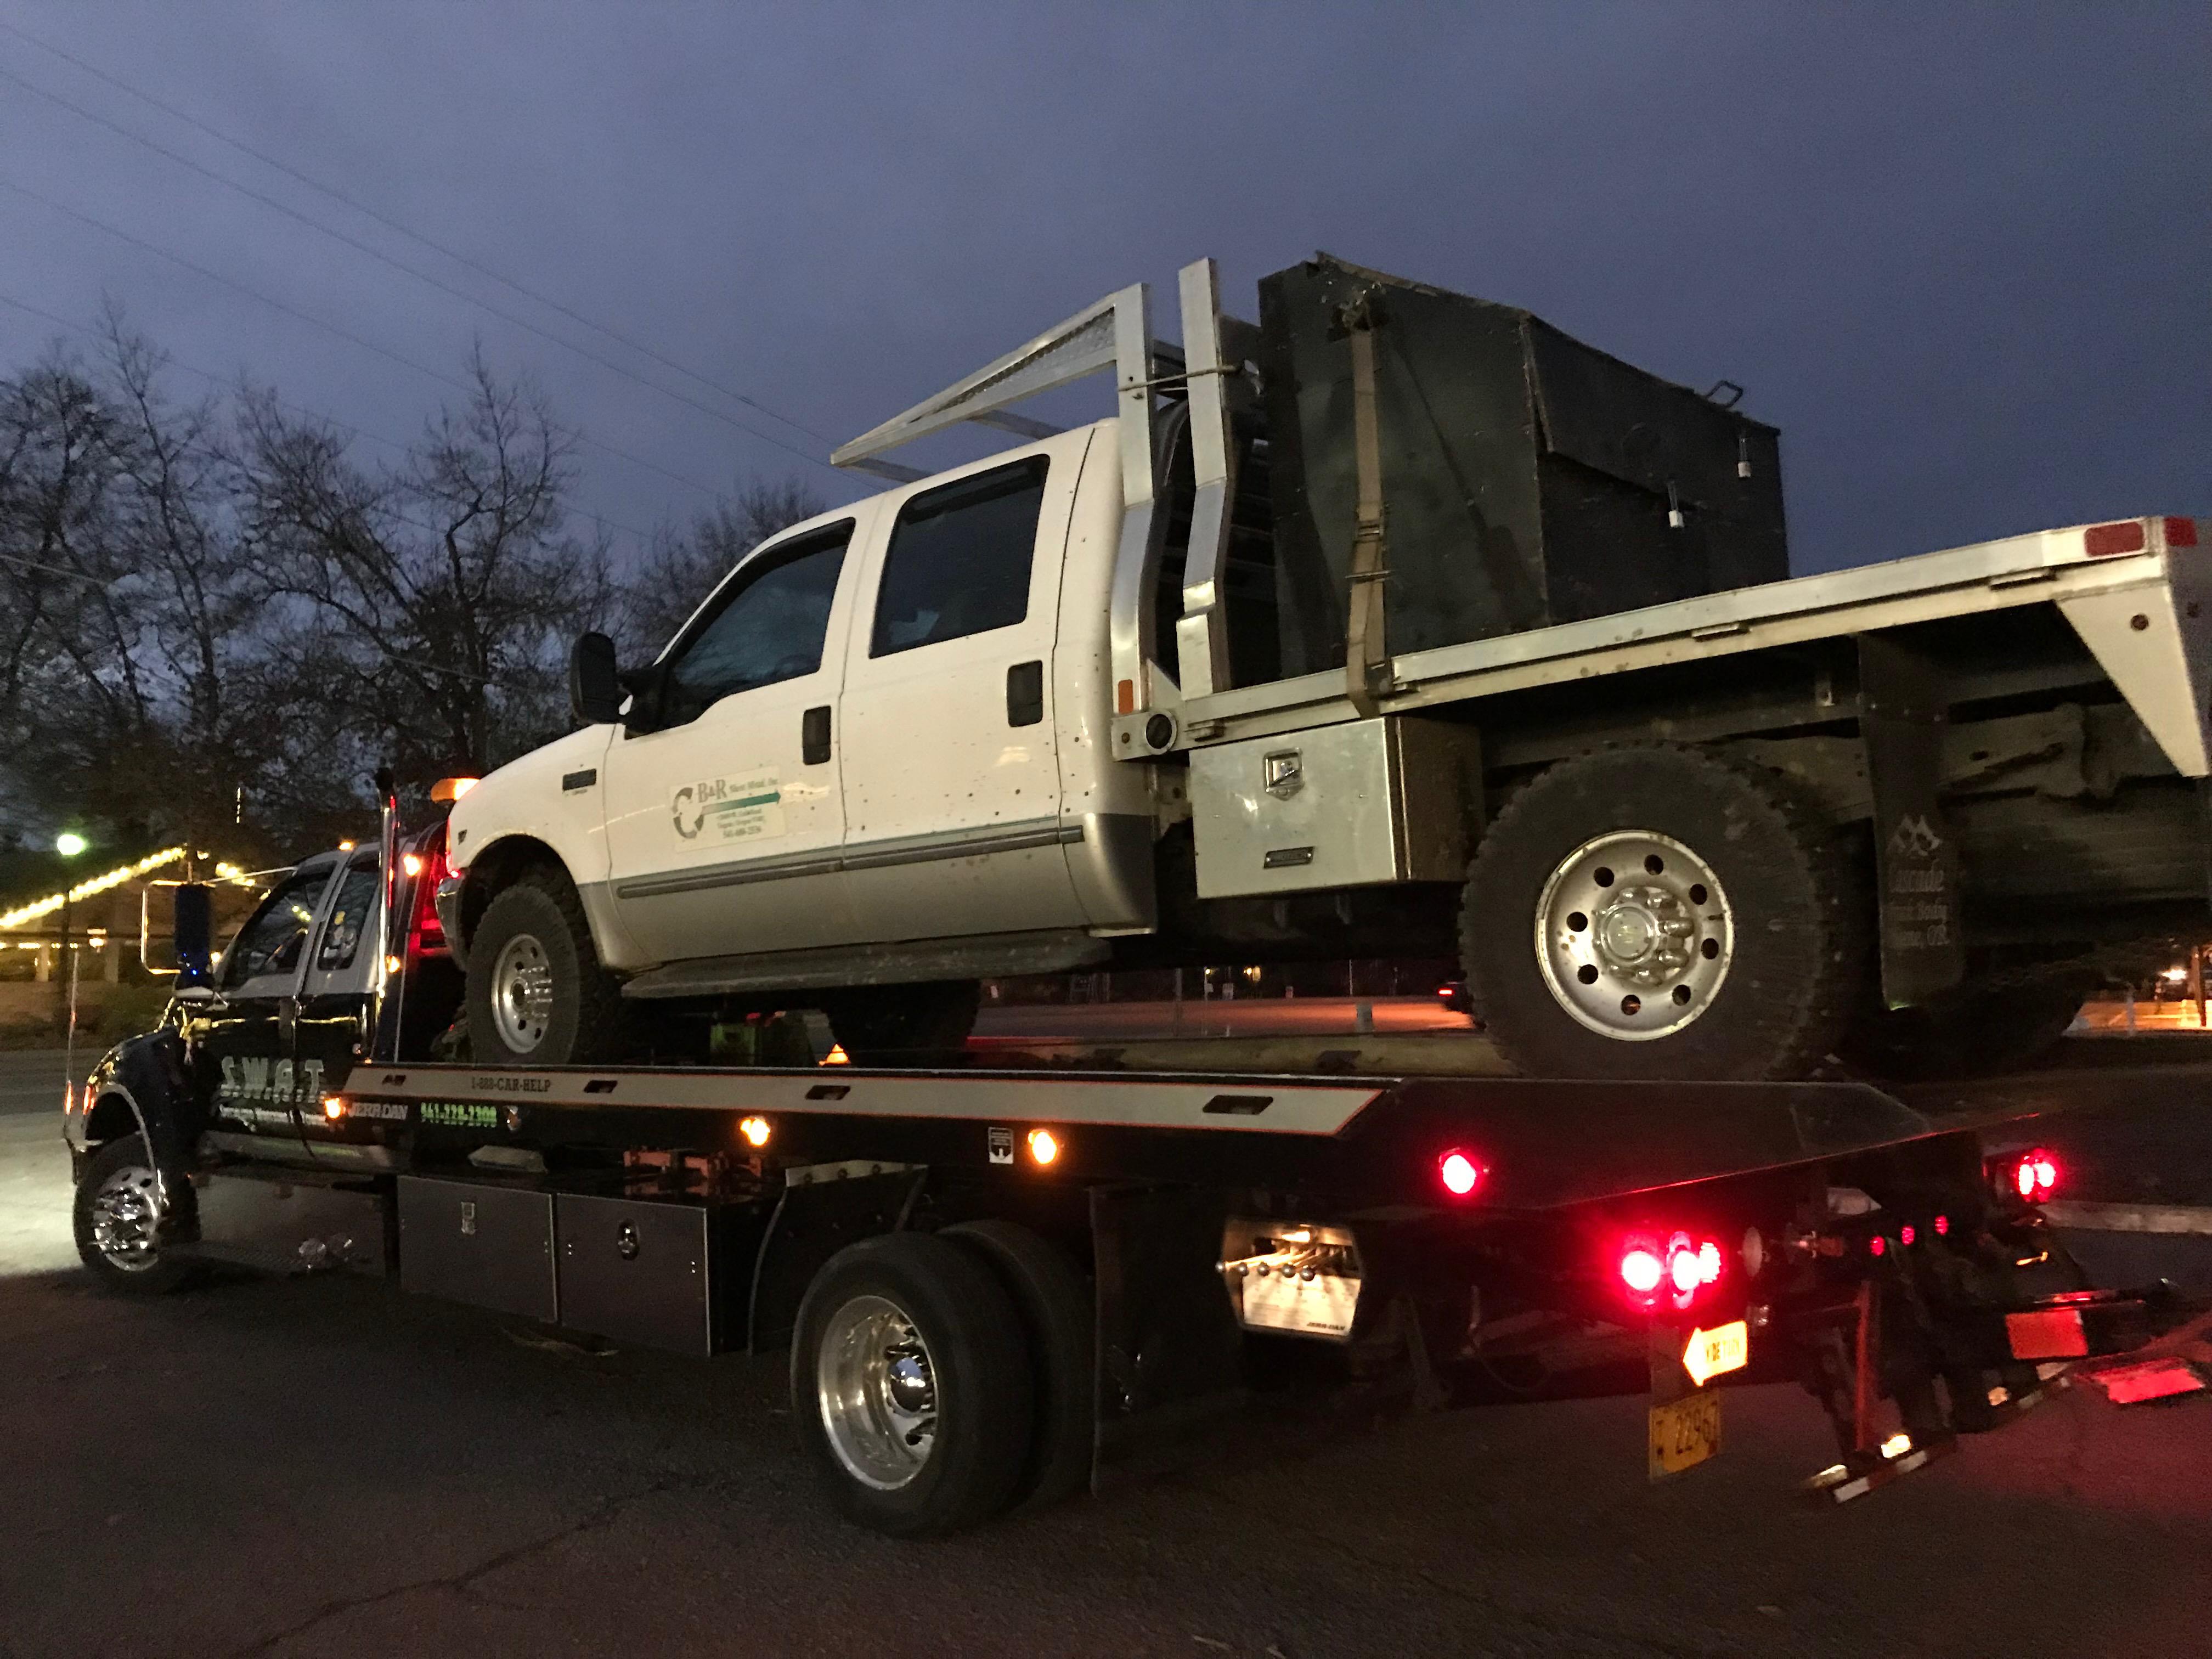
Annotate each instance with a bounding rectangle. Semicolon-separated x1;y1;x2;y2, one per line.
2015;1159;2038;1199
404;832;449;959
1994;1148;2058;1203
1620;1246;1664;1295
1869;1234;1886;1257
2085;521;2148;557
1438;1150;1483;1197
1668;1244;1700;1294
2167;516;2198;548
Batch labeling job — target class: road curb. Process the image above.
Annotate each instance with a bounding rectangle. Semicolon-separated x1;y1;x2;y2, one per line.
2044;1201;2212;1236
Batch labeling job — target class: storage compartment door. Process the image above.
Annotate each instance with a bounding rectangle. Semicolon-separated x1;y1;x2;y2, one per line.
554;1194;719;1356
397;1176;557;1322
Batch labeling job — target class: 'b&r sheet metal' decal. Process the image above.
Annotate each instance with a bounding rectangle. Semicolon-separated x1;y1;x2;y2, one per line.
672;771;785;844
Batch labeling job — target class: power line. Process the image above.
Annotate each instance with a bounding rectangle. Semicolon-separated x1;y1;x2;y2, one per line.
0;58;845;479
0;289;657;546
0;20;838;451
0;173;735;505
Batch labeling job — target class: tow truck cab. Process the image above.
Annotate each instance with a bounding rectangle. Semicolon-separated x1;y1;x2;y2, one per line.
65;825;459;1176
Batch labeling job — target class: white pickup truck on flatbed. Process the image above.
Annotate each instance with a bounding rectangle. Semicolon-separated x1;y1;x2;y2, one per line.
439;253;2207;1082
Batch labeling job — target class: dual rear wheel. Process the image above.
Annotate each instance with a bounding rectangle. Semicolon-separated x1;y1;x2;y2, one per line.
793;1223;1092;1536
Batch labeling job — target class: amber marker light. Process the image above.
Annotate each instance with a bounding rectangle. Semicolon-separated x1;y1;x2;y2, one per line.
321;1095;347;1121
1027;1127;1061;1166
401;853;425;877
738;1115;772;1148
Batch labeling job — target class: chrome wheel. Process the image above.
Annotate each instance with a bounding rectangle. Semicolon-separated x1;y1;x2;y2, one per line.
816;1293;939;1491
489;932;555;1054
1534;830;1733;1041
88;1161;163;1272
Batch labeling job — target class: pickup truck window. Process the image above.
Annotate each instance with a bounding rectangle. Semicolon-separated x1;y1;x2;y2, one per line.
870;456;1047;657
313;859;381;972
222;866;332;987
661;523;852;727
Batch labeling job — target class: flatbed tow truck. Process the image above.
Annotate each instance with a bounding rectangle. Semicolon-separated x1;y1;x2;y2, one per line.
66;799;2194;1536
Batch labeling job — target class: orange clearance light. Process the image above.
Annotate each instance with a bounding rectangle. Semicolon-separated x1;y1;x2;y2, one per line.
430;777;479;803
1437;1149;1483;1197
823;1044;851;1066
738;1115;771;1148
321;1094;346;1121
385;954;403;974
401;852;425;878
1026;1127;1061;1166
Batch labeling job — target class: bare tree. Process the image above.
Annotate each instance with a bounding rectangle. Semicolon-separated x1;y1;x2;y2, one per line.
235;349;618;823
0;320;263;853
620;476;825;658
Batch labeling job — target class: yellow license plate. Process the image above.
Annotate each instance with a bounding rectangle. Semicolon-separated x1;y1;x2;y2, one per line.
1649;1388;1723;1479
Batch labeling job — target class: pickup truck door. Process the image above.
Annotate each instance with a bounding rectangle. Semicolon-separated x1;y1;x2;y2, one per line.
601;515;866;961
838;443;1090;943
201;858;339;1146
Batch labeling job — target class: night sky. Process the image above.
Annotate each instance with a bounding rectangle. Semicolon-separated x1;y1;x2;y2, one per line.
2;3;2204;577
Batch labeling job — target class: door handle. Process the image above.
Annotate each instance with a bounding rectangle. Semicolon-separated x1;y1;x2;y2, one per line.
1006;661;1043;727
802;705;832;765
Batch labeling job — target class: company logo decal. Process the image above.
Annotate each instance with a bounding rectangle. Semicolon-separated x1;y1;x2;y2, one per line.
672;771;786;844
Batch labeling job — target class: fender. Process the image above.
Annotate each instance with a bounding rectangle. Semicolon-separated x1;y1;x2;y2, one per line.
74;1030;200;1237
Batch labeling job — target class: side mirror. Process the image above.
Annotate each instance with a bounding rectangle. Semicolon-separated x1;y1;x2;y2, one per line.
570;631;623;725
173;882;213;988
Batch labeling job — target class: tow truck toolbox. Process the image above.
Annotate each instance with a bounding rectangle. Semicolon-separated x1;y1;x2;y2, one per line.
65;825;2194;1534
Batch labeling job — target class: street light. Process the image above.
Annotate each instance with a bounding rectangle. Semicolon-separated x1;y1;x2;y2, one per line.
55;832;86;1112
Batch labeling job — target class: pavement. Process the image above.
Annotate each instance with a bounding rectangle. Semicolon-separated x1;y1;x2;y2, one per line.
9;1035;2212;1657
0;1046;74;1118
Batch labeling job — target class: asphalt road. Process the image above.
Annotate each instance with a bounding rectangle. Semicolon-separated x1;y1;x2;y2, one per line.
9;1042;2212;1657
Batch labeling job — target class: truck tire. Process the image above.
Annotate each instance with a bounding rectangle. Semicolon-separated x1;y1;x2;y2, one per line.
942;1220;1096;1510
826;980;979;1067
792;1231;1035;1536
74;1133;198;1295
1462;744;1866;1080
465;869;629;1066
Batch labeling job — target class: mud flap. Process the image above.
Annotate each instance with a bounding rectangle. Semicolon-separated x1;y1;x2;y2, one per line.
1858;635;1966;1007
1090;1183;1247;1492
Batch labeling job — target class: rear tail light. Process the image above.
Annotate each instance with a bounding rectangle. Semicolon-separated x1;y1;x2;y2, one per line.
1620;1245;1665;1295
1992;1148;2059;1203
404;831;449;960
1437;1149;1484;1197
1618;1230;1722;1307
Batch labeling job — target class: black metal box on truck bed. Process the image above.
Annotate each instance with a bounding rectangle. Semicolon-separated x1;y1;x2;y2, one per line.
1256;254;1788;679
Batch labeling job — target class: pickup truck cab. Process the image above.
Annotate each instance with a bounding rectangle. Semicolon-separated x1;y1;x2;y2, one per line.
445;424;1156;1065
442;255;2209;1081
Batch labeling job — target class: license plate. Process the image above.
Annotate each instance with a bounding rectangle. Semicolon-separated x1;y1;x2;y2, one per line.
1649;1389;1723;1479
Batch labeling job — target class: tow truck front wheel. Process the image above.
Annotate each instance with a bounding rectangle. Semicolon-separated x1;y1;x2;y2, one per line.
1463;745;1867;1080
793;1232;1035;1536
74;1133;196;1294
465;871;629;1066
